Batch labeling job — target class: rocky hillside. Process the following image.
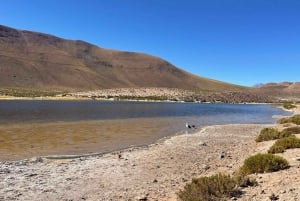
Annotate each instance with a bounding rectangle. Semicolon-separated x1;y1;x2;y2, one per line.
0;25;245;92
253;82;300;101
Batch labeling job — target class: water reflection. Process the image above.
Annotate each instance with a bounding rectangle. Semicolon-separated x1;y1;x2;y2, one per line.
0;101;289;160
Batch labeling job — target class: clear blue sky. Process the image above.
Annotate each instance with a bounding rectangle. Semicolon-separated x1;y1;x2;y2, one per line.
2;0;300;86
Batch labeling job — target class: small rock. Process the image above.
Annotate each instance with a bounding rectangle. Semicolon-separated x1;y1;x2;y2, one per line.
220;151;226;159
227;164;233;168
198;142;207;146
202;164;210;170
269;193;279;200
0;168;10;174
153;179;158;183
280;190;286;194
30;157;43;163
289;188;295;192
26;173;38;177
135;196;148;201
182;178;188;182
16;161;27;166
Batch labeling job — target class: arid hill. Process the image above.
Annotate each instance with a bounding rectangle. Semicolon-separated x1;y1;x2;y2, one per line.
253;82;300;101
0;25;245;92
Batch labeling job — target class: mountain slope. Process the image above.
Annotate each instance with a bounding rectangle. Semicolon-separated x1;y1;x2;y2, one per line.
0;25;245;92
253;82;300;100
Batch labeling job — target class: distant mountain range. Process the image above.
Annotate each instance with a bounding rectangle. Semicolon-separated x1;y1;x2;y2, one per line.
253;82;300;100
0;25;244;92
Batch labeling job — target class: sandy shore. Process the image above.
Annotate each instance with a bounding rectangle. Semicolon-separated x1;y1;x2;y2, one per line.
1;124;268;201
1;105;299;201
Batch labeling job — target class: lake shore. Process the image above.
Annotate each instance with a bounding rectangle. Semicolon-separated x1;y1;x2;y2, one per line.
0;124;270;201
0;106;298;201
0;86;273;103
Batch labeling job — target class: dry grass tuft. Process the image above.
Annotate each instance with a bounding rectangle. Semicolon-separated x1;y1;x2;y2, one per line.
239;153;289;175
177;173;240;201
268;136;300;153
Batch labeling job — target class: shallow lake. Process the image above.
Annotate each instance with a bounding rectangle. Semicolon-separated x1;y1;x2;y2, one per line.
0;100;290;160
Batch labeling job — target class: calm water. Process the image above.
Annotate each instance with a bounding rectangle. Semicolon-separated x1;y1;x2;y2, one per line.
0;100;289;124
0;100;290;160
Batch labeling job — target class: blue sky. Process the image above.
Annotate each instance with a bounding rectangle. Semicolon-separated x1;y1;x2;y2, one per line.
2;0;300;86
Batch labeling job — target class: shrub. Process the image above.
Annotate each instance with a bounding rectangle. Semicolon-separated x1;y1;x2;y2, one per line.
278;130;294;138
268;136;300;153
0;87;63;97
255;128;280;142
177;173;239;201
281;126;300;135
255;128;293;142
278;115;300;125
283;103;296;110
233;170;257;188
240;153;289;175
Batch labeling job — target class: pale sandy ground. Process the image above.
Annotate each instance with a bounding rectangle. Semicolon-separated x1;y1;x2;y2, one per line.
0;124;266;201
237;106;300;201
238;135;300;201
0;106;299;201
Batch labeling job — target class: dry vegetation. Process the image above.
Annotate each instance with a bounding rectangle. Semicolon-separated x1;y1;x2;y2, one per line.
268;136;300;154
178;152;290;201
255;127;292;142
178;110;300;201
177;173;239;201
277;114;300;125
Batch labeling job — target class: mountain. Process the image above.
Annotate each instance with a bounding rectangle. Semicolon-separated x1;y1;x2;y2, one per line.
253;82;300;100
0;25;245;92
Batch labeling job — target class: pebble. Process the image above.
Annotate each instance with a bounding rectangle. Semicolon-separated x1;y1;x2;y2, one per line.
202;164;210;170
136;196;148;201
181;178;188;182
219;151;226;159
269;193;279;200
295;157;300;161
26;173;38;177
198;142;207;146
30;157;43;163
0;168;11;174
227;164;233;168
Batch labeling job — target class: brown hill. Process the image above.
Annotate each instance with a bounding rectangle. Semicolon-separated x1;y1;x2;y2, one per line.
253;82;300;100
0;25;245;92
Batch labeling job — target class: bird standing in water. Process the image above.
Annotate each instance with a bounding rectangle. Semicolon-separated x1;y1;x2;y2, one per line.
186;122;191;129
186;122;196;129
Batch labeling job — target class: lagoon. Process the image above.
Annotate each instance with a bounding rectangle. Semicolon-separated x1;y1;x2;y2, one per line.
0;100;290;160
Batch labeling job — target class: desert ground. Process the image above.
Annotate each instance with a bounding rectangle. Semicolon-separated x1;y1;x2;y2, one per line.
0;106;299;201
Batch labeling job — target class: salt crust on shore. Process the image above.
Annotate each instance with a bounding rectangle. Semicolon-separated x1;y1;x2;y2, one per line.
1;106;299;201
0;124;267;200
